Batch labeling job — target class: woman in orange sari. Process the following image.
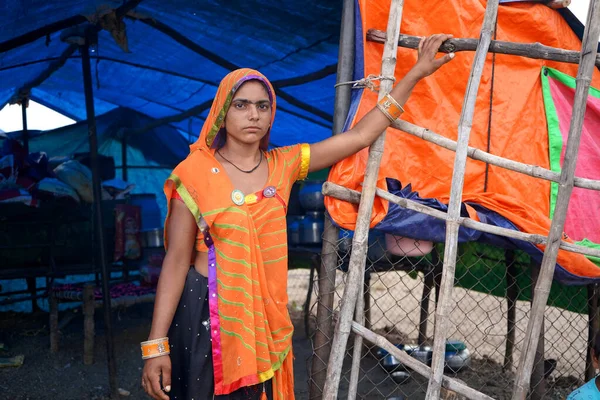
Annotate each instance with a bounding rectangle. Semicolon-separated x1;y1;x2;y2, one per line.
141;34;454;400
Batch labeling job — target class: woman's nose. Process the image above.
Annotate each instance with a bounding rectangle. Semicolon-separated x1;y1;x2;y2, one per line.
248;104;260;120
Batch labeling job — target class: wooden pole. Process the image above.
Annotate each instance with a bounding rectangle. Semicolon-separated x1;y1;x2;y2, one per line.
426;2;499;397
83;284;95;366
322;1;404;397
321;182;600;259
586;284;599;381
309;0;354;396
351;322;495;400
529;264;546;400
347;277;365;400
49;289;59;353
121;130;128;181
367;30;600;69
504;250;518;372
20;99;29;155
512;0;600;397
81;29;118;398
389;118;600;192
419;261;435;346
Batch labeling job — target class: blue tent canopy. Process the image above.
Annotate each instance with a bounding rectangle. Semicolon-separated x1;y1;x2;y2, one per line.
0;0;342;147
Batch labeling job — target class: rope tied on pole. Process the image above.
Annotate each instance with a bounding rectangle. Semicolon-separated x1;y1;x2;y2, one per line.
334;74;396;92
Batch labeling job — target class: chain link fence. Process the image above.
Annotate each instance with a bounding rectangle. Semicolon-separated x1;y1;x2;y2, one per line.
286;224;595;399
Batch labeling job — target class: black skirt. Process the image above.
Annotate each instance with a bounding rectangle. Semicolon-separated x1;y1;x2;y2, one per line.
168;267;273;400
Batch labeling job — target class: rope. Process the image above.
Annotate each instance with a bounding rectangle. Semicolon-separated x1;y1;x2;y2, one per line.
334;74;396;92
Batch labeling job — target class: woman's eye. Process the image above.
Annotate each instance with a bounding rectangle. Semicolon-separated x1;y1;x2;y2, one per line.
259;104;270;111
234;102;246;109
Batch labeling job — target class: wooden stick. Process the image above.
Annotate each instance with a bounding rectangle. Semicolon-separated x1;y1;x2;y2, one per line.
348;282;365;400
512;0;600;397
504;251;518;372
367;30;600;68
586;284;599;381
418;266;434;346
322;182;600;259
310;0;354;396
49;290;59;353
83;284;95;366
322;1;404;397
530;264;546;400
351;322;495;400
391;119;600;191
427;2;500;397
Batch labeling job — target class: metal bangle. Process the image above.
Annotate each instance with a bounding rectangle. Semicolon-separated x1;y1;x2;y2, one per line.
384;93;405;114
377;103;396;123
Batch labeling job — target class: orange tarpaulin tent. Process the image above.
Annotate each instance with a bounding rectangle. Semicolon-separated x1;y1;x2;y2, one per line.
325;0;600;282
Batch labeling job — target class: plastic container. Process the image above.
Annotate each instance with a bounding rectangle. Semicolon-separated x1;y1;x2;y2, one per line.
298;180;325;211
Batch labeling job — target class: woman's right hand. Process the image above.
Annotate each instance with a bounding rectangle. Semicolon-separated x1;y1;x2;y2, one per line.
142;355;172;400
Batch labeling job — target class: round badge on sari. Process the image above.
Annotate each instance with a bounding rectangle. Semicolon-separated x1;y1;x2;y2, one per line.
211;167;220;174
263;186;276;198
231;189;245;206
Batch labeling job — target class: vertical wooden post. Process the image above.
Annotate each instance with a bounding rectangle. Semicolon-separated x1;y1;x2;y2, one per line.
348;270;372;400
504;250;517;372
419;263;435;346
83;284;95;365
529;264;546;400
426;1;499;398
433;247;443;307
81;29;118;396
586;284;599;381
322;1;404;397
49;289;59;353
21;99;29;155
512;1;600;397
309;0;354;396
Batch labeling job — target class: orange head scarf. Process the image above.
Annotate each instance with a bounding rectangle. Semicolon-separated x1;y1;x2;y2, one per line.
164;68;294;399
191;68;276;153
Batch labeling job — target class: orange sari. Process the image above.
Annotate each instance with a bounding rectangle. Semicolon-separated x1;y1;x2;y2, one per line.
164;69;310;398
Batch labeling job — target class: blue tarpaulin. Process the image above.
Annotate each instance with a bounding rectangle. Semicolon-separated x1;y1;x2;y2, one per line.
0;0;342;146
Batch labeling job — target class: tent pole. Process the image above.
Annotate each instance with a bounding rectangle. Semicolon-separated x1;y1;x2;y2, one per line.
309;0;354;397
323;0;403;396
21;99;29;156
80;30;119;399
122;130;128;181
512;0;600;396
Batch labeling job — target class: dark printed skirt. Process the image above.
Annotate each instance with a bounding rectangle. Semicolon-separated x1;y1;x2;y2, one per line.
168;267;273;400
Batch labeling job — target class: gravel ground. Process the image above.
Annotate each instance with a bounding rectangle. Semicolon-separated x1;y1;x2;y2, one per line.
0;269;587;399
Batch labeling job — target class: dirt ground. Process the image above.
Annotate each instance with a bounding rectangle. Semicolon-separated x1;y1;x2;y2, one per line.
0;270;587;399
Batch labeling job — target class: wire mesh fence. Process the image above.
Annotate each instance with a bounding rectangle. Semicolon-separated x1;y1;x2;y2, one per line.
287;224;595;399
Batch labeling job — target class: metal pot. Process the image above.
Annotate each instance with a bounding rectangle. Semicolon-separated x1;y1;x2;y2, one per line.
300;211;324;244
141;228;164;248
390;371;411;385
298;181;325;211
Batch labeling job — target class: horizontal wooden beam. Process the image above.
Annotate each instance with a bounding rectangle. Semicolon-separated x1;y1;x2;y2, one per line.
321;181;600;259
367;30;600;68
391;119;600;191
352;322;495;400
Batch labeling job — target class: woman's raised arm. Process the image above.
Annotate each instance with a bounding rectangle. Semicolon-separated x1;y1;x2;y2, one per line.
308;33;455;173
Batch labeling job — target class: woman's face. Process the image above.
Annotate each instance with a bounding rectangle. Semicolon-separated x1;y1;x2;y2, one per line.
223;80;271;147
